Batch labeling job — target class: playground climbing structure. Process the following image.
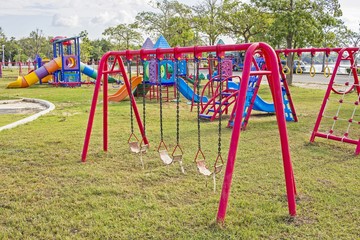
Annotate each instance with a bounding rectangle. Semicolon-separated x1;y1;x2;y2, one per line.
277;47;360;154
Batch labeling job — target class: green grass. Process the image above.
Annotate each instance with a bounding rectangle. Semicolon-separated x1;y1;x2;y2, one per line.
0;74;359;239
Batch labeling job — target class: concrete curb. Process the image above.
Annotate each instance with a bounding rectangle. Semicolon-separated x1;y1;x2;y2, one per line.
0;98;55;132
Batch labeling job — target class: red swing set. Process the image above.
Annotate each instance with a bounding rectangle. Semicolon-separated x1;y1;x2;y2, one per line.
81;42;297;223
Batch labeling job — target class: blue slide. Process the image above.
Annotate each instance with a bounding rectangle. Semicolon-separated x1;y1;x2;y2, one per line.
252;93;275;112
178;77;208;103
227;81;274;112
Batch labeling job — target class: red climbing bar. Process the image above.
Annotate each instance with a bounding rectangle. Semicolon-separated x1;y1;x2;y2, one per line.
249;70;272;76
314;132;359;145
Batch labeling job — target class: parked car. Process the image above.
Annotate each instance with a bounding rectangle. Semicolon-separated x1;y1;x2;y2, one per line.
281;60;306;73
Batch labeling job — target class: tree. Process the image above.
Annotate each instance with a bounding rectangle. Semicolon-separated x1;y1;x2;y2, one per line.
221;0;272;43
192;0;224;45
338;24;360;47
28;29;48;56
135;0;196;46
90;38;113;62
79;30;93;63
5;37;20;63
0;27;6;44
103;23;142;50
167;3;196;46
18;29;51;60
0;27;7;63
252;0;343;84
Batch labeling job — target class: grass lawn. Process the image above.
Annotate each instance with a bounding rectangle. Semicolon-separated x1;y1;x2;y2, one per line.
0;72;359;239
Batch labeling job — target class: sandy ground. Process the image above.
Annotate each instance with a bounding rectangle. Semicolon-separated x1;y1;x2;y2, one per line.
0;99;47;114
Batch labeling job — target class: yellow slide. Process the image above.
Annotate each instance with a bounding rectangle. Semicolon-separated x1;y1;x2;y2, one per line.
7;57;62;88
108;76;143;102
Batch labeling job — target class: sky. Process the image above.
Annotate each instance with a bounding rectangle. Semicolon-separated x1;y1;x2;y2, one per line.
0;0;358;42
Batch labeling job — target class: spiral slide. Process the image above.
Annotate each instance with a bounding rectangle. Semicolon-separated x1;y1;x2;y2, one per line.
108;76;143;102
6;58;117;88
7;58;62;88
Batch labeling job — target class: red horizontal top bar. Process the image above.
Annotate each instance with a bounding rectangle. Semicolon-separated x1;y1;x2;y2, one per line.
276;47;359;56
104;43;254;61
102;44;360;61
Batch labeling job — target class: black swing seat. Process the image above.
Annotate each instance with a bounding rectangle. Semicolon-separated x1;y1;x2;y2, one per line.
196;160;212;176
159;149;172;165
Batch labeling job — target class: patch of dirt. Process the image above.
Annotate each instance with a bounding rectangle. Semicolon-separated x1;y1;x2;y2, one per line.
0;99;47;114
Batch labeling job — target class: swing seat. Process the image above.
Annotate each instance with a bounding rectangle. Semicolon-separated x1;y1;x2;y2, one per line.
172;154;183;162
140;144;149;153
129;141;141;154
159;149;172;165
214;164;223;174
174;155;185;174
196;160;212;176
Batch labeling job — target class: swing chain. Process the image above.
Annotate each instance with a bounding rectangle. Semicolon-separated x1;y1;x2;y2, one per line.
295;53;303;74
310;53;316;77
282;53;290;75
128;60;134;134
324;53;331;78
195;58;201;150
218;57;223;156
142;60;146;133
159;59;164;141
175;60;180;145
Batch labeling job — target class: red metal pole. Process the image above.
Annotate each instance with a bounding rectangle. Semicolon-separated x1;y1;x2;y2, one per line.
103;63;108;151
261;42;296;216
216;43;258;223
276;53;298;122
81;53;108;162
348;50;360;94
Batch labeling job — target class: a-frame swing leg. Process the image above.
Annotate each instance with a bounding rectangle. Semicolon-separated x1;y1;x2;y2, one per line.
82;61;108;162
217;43;296;224
81;54;149;162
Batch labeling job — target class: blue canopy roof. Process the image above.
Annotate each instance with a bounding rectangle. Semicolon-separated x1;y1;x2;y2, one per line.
153;35;170;48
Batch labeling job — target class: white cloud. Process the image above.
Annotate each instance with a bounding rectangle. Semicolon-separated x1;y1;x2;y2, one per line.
90;12;120;25
52;14;79;27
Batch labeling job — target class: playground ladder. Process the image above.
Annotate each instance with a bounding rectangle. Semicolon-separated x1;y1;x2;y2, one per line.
199;78;236;120
310;48;360;154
